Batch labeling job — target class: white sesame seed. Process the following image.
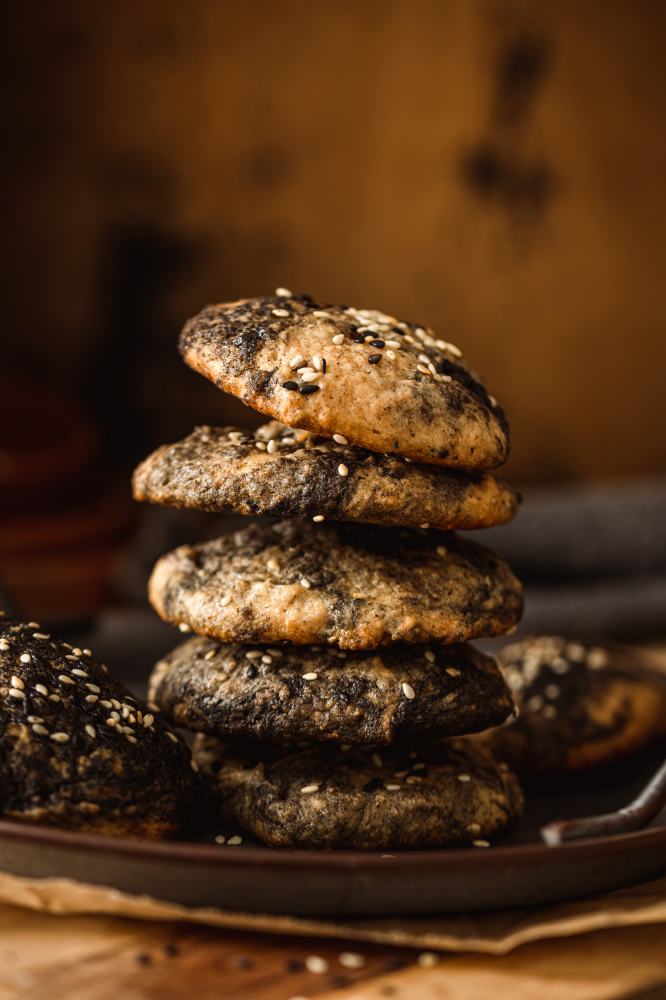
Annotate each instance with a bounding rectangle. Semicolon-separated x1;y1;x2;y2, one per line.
402;683;416;699
48;694;60;702
338;464;348;477
70;648;82;656
143;714;155;727
204;649;217;660
246;650;263;660
275;287;292;297
100;700;112;708
83;649;92;656
126;735;138;743
85;725;96;738
416;365;431;375
446;667;461;677
301;784;320;793
0;642;9;650
458;774;471;782
10;676;24;689
220;594;233;606
436;545;447;556
272;308;290;317
386;784;401;791
255;440;267;451
386;350;396;359
27;715;43;723
488;395;497;407
297;366;314;374
312;514;325;522
85;683;100;693
166;732;178;743
50;733;69;743
190;758;200;772
85;695;98;703
302;672;318;680
332;333;344;345
301;372;319;383
32;633;49;639
291;355;305;369
214;834;226;844
339;952;366;969
434;373;452;383
312;310;331;318
385;340;401;348
420;522;430;529
300;579;311;589
305;956;329;975
121;725;134;734
424;651;435;663
227;835;243;845
110;711;120;721
27;622;40;628
65;655;79;660
8;689;25;699
473;839;490;848
428;363;437;375
260;655;273;665
147;702;160;712
381;854;396;858
32;724;49;735
333;433;347;445
418;354;430;364
417;952;439;968
178;623;192;633
313;355;322;370
467;823;481;834
372;752;383;768
71;669;88;678
19;654;31;664
58;675;76;685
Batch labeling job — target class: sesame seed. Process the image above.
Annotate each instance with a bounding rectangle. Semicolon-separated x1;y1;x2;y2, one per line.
32;724;49;735
434;373;452;383
300;579;311;589
417;953;439;968
436;545;447;556
255;440;267;450
446;667;461;677
386;784;401;791
32;632;49;639
299;384;319;395
416;365;431;375
301;784;319;794
372;752;383;768
276;287;292;297
27;715;43;723
420;522;430;529
312;514;325;522
368;353;382;364
204;649;216;661
338;463;348;476
0;642;9;650
147;702;160;712
71;648;82;656
220;594;232;606
333;433;347;444
305;956;329;975
313;355;322;370
301;372;319;383
282;380;299;391
85;695;98;703
65;655;79;660
467;823;481;834
428;363;437;375
110;711;120;721
48;694;60;702
297;366;315;374
458;774;471;782
215;834;226;844
227;835;243;845
10;676;24;689
473;840;491;848
178;623;192;633
100;700;112;708
302;672;318;680
71;669;88;678
313;310;330;318
385;350;396;360
339;952;366;969
166;732;178;743
28;622;40;628
370;339;385;348
126;735;138;743
261;654;272;663
332;333;344;345
418;354;430;364
402;683;416;699
8;689;25;699
83;649;92;656
143;714;155;727
85;725;96;738
272;308;290;317
488;395;497;407
190;759;199;772
58;675;76;685
424;651;435;663
385;340;401;348
246;650;263;660
86;683;100;693
289;355;305;367
50;733;69;743
19;654;31;664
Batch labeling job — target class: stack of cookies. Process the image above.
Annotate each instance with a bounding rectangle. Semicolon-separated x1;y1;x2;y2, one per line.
134;291;525;850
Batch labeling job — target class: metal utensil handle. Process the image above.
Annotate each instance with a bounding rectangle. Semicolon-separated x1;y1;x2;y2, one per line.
541;755;666;846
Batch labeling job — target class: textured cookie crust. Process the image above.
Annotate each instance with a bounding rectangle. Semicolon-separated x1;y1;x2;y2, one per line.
479;636;666;773
0;615;200;837
178;295;510;470
148;519;523;649
149;635;514;745
194;736;524;850
133;423;519;531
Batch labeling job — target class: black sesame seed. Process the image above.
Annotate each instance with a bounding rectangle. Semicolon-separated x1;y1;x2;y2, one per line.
363;777;383;792
163;943;180;957
353;334;365;343
321;358;326;373
368;354;382;364
391;327;402;334
370;339;385;348
282;381;299;391
349;324;358;332
299;384;319;395
339;692;350;703
246;665;257;679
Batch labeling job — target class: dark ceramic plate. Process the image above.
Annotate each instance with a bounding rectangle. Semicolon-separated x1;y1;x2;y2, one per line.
1;742;665;917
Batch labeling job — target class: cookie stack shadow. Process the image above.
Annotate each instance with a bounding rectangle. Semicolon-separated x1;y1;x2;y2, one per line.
133;292;527;851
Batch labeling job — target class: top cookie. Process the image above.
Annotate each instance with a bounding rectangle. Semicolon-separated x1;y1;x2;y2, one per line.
132;422;519;531
178;294;509;470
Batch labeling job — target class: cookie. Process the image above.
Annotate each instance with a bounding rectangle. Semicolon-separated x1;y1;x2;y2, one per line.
0;614;200;837
479;636;666;773
133;423;519;531
148;519;523;649
194;736;523;850
178;294;509;470
149;635;514;745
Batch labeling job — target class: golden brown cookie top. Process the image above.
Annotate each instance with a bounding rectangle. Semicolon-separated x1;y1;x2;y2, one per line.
178;293;510;470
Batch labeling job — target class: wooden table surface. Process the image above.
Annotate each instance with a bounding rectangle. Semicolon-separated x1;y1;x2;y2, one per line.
3;901;666;1000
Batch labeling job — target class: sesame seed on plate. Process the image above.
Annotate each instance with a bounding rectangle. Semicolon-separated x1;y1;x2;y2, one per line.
19;653;31;664
10;676;24;689
420;522;430;529
424;651;435;663
473;840;491;848
85;725;96;738
8;689;25;699
458;774;471;782
215;834;226;844
190;759;199;772
416;365;431;375
166;732;178;743
178;623;192;633
402;683;416;699
305;955;329;974
227;835;243;845
436;545;447;556
302;672;317;680
143;714;154;727
368;353;382;364
312;514;324;522
71;669;88;677
332;333;344;344
272;308;290;317
300;579;311;589
338;464;348;476
220;594;232;606
58;675;76;685
446;667;461;677
32;724;49;735
50;733;69;742
275;287;292;297
299;384;319;395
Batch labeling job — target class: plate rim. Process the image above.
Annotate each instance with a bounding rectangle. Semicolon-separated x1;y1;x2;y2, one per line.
1;817;665;872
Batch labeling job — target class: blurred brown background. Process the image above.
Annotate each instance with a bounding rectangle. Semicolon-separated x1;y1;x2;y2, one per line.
1;0;665;634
